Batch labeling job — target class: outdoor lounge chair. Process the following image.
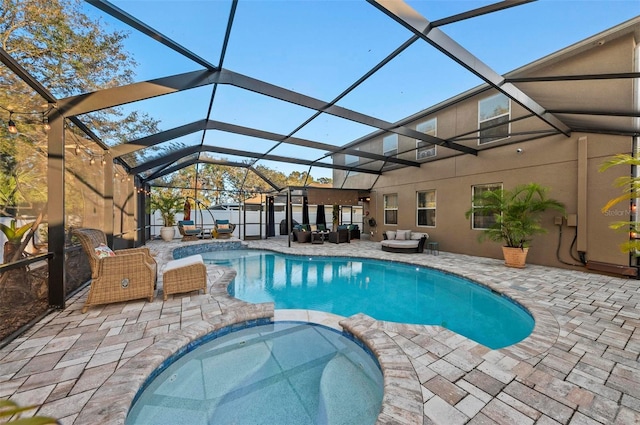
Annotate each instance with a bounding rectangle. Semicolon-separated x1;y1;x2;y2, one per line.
73;228;157;313
178;220;202;241
215;219;236;239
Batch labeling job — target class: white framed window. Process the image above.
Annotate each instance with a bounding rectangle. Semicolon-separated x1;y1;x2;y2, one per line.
416;118;437;159
470;183;502;229
384;194;398;225
417;190;436;227
383;134;398;158
478;93;510;145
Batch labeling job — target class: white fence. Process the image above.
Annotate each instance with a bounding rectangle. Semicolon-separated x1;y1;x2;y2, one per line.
150;204;363;240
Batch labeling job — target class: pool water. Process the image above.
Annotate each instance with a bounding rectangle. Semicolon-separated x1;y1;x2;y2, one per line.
126;322;383;425
204;249;534;349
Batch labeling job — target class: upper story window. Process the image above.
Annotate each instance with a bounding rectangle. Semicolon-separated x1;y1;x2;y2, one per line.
478;93;510;145
417;190;436;227
383;134;398;158
416;118;437;159
470;183;502;229
384;193;398;225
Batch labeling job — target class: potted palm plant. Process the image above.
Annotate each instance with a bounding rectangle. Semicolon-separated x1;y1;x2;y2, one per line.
465;183;565;268
148;192;183;241
0;219;34;263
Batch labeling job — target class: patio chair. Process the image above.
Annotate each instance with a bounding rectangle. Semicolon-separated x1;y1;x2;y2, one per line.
178;220;202;241
72;228;157;313
328;228;350;244
215;219;236;239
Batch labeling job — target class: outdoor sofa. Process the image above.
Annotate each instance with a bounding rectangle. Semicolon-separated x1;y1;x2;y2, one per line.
381;230;428;253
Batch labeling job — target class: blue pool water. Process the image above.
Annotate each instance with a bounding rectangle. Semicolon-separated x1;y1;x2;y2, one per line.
204;249;534;349
126;322;383;425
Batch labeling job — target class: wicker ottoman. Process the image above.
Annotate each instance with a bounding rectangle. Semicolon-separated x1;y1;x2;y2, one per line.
162;254;208;301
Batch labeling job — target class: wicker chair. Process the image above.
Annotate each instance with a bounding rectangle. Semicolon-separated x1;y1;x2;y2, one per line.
178;220;202;241
214;219;236;239
328;229;350;244
73;228;157;313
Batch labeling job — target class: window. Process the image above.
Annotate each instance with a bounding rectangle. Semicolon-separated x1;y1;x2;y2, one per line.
417;190;436;227
416;119;437;159
383;134;398;158
471;183;502;229
478;93;510;145
384;194;398;225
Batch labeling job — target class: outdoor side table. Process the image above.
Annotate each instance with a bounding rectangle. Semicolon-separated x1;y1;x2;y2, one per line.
427;241;439;255
311;232;324;244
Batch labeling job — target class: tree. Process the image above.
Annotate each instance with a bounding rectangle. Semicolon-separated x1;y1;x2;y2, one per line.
464;183;565;249
0;1;160;195
0;0;159;248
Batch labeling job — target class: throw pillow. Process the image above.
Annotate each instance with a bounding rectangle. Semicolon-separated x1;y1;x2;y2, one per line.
395;230;408;240
218;224;230;230
94;243;116;258
310;224;317;232
385;230;396;240
410;232;425;240
183;225;196;231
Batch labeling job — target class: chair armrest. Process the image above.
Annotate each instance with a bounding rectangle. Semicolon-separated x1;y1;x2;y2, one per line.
417;236;428;252
116;247;151;256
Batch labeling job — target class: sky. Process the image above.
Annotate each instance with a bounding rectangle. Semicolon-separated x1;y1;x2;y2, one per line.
79;0;640;180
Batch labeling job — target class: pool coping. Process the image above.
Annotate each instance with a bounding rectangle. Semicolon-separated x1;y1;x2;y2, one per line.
206;245;560;362
73;269;424;425
74;240;560;424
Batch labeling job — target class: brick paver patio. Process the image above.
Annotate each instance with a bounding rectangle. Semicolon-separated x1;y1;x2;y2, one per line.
1;237;639;424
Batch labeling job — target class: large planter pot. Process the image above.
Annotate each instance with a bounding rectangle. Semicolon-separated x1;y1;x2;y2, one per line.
502;246;529;268
160;226;176;242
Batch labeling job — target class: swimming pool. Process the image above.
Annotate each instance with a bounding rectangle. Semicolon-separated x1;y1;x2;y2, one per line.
126;322;384;425
202;249;534;349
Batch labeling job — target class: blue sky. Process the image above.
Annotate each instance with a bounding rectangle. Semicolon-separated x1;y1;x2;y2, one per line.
81;1;639;179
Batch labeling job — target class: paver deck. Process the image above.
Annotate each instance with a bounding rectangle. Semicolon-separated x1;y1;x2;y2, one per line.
1;237;639;424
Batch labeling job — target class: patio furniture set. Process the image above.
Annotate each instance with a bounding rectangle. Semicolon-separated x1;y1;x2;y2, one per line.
178;219;236;241
292;224;360;244
73;228;209;313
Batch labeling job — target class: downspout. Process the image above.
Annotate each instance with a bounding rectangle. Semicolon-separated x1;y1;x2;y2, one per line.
632;40;640;274
631;136;639;275
576;136;588;264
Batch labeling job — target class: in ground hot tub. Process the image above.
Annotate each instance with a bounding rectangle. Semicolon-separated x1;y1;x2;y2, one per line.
126;322;383;425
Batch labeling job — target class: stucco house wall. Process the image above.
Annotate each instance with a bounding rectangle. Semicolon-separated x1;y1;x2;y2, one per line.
335;27;637;272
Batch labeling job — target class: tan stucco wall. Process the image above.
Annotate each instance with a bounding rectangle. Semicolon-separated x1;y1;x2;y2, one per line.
367;133;632;269
335;32;637;270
